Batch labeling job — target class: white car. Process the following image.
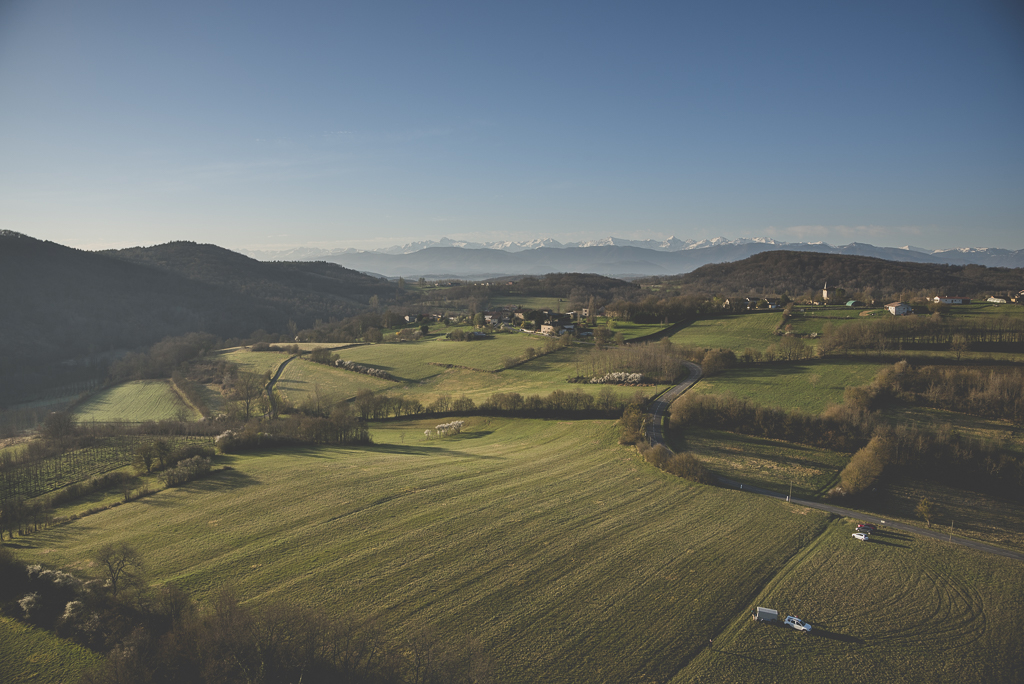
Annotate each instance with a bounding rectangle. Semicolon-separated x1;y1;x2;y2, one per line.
784;616;812;632
852;532;870;541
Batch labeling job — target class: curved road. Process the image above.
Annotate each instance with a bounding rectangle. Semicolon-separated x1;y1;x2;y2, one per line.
646;365;1024;563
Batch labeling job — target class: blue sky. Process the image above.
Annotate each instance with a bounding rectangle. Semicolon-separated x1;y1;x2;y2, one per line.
1;1;1022;252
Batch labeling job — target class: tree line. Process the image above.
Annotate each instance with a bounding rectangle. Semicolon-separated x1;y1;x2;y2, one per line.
669;374;1024;498
817;314;1024;356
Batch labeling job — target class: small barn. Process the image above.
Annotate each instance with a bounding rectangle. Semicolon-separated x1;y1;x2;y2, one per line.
755;607;779;623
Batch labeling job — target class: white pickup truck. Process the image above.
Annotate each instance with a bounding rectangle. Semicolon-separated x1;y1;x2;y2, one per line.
784;615;812;632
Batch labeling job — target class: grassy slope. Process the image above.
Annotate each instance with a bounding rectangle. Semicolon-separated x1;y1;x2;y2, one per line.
677;428;848;498
16;418;829;684
263;343;671;408
689;359;883;413
668;313;785;352
72;379;198;422
677;519;1024;684
602;320;673;341
0;616;100;684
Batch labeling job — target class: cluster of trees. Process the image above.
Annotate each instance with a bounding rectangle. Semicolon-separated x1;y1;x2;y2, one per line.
671;375;1024;499
216;405;371;453
869;362;1024;424
837;422;1022;497
109;333;220;383
134;440;215;475
250;342;302;354
669;393;873;454
817;314;1024;356
0;546;490;684
604;293;709;324
350;388;642;422
638;443;715;485
575;339;695;383
159;454;213;487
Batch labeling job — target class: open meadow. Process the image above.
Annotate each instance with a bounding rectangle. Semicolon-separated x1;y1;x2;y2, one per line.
71;380;199;423
668;313;784;351
678;519;1024;683
268;342;671;408
688;358;883;413
600;319;674;341
16;418;833;684
0;615;100;684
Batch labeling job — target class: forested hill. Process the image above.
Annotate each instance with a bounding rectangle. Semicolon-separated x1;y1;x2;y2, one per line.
663;251;1024;299
0;233;382;405
107;241;386;313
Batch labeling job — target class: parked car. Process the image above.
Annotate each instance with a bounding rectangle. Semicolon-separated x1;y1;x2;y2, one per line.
857;523;877;531
852;532;870;541
784;616;812;632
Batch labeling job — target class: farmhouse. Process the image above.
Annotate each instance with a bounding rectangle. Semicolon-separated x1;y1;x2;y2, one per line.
886;301;912;316
540;323;564;336
933;296;971;305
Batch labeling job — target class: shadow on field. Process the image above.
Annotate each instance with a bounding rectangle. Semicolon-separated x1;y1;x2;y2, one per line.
880;530;912;541
812;628;865;644
869;538;908;549
375;444;505;460
178;468;261;494
450;431;494;440
711;648;777;665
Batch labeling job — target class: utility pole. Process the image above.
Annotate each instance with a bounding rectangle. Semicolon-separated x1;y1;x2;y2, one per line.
949;520;954;543
789;481;793;503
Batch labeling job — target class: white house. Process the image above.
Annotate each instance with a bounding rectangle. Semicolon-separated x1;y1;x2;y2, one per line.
987;296;1007;304
886;301;912;316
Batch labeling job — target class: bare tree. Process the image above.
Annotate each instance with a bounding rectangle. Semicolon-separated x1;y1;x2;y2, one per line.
950;334;969;361
95;542;145;598
232;372;266;421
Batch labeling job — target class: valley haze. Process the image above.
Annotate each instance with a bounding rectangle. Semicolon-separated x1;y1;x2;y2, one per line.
239;236;1024;279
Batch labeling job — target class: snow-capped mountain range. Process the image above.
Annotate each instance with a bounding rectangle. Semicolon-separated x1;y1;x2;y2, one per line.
241;236;795;260
239;236;1024;276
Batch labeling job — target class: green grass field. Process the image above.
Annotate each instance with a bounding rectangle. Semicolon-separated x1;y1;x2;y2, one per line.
600;319;673;341
217;348;291;376
255;342;669;409
675;428;849;498
0;616;100;684
690;359;884;413
17;418;833;684
669;313;785;352
678;519;1024;683
72;380;199;423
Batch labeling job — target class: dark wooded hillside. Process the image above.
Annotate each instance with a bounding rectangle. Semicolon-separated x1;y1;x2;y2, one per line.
660;251;1024;298
0;233;382;405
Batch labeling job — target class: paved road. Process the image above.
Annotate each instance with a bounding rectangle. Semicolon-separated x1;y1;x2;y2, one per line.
646;366;1024;564
645;361;703;446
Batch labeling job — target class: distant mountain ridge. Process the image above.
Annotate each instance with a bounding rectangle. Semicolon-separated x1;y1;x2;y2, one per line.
240;236;1024;277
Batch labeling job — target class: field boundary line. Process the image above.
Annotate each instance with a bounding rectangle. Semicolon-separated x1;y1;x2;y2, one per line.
168;378;204;418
